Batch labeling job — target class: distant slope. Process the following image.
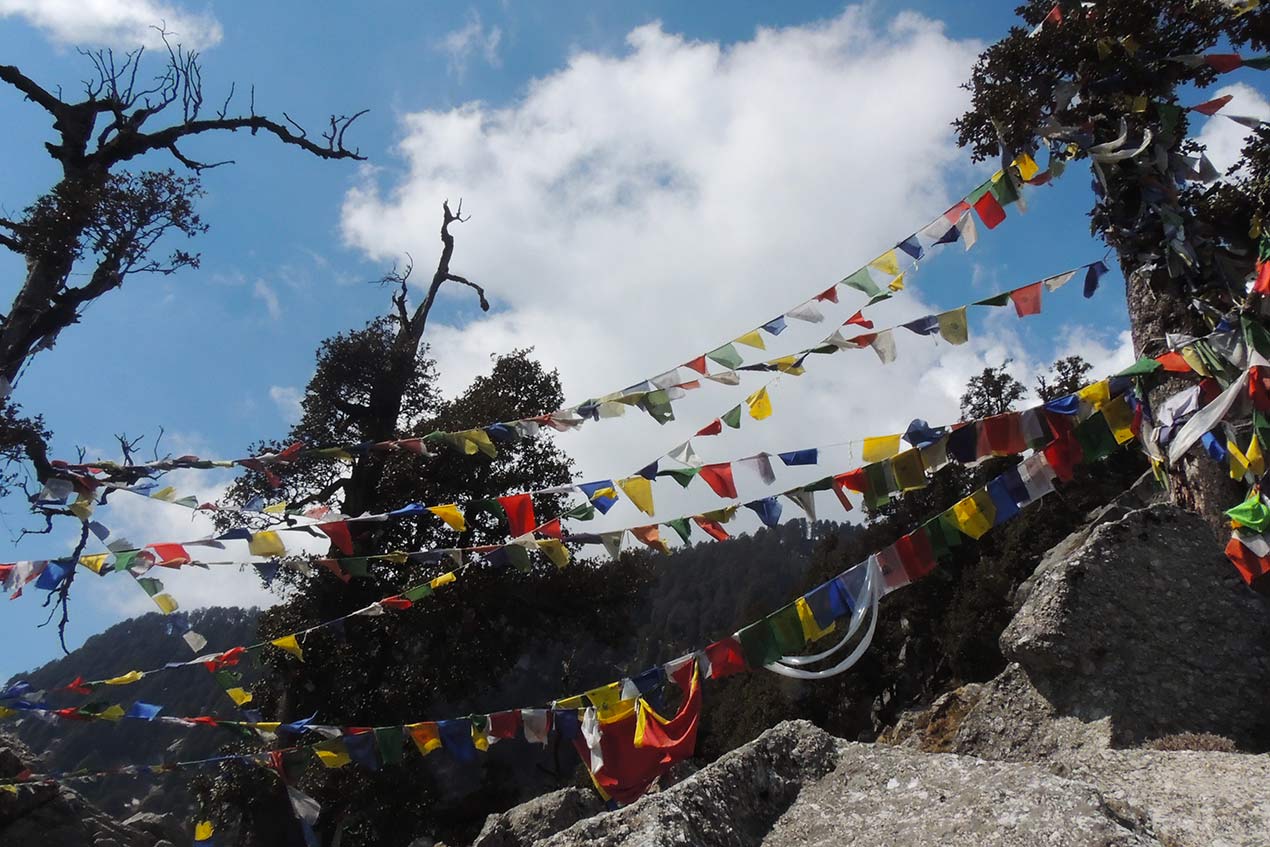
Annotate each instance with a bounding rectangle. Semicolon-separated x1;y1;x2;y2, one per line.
5;606;261;818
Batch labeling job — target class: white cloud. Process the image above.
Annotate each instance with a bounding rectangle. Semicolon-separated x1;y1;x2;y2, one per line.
252;279;281;320
340;9;1130;537
1196;82;1270;176
437;10;502;78
0;0;223;49
269;385;304;424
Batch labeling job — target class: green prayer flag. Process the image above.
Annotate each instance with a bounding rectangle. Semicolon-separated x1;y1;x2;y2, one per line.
112;550;140;572
1244;55;1270;71
737;620;782;669
1244;315;1270;359
937;512;965;546
1226;491;1270;533
807;344;839;355
1254;410;1270;454
642;389;675;424
374;726;405;766
342;558;370;578
965;179;993;204
1156;103;1184;142
135;576;163;597
863;462;893;509
507;545;532;573
924;518;950;561
841;267;882;297
722;405;743;429
707;344;743;369
975;292;1011;307
768;604;806;655
665;518;692;544
213;670;242;689
658;467;700;488
1075;413;1118;462
801;476;835;493
1117;357;1162;377
989;174;1019;207
403;583;433;602
563;503;596;521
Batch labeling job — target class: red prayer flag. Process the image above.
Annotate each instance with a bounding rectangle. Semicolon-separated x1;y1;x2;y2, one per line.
894;529;936;582
830;476;856;513
1191;94;1233;116
497;494;537;538
695;419;723;437
630;525;668;553
704;637;747;679
944;199;971;223
1043;3;1062;25
973;191;1007;229
983;413;1027;456
318;558;352;583
844;332;877;348
1155;351;1192;372
489;710;522;740
202;646;247;673
1254;260;1270;296
1250;367;1270;414
1009;282;1043;317
149;544;190;567
683;355;709;375
189;715;220;726
834;469;867;493
319;522;354;556
1042;411;1082;482
538;518;562;539
1224;536;1270;586
278;442;305;461
1204;54;1243;74
814;286;839;304
844;310;874;330
398;439;427;455
65;676;93;695
380;596;413;611
697;463;737;498
692;516;730;541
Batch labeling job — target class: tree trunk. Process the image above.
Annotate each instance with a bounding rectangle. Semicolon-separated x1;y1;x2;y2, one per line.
1120;257;1242;539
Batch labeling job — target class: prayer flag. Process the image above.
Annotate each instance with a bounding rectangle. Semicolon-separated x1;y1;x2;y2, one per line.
693;516;730;541
704;637;746;678
897;236;923;260
778;449;818;466
618;477;656;516
862;434;902;462
747;387;773;420
785;302;824;323
1191;93;1234;115
722;405;743;429
734;330;766;350
631;525;669;554
870;250;901;276
745;497;782;528
248;532;285;558
698;463;738;498
891;448;926;491
814;286;839;304
937;308;969;345
579;481;619;514
707;344;743;369
1009;282;1043;317
150;544;191;566
1084;261;1108;298
665;518;692;543
1225;533;1270;584
870;330;897;364
949;490;996;539
845;309;873;329
973;192;1006;229
696;419;723;437
761;316;787;336
271;635;304;662
497;494;536;537
428;504;466;532
318;522;354;556
841;267;882;297
407;722;443;755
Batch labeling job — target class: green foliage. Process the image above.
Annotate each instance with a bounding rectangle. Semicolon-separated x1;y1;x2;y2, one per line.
959;362;1027;420
1035;355;1093;401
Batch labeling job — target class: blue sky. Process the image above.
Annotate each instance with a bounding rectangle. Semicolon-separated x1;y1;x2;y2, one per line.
0;1;1266;680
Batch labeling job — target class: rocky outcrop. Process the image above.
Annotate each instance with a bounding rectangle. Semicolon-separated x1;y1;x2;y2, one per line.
472;787;605;847
524;720;1269;847
952;504;1270;759
0;732;172;847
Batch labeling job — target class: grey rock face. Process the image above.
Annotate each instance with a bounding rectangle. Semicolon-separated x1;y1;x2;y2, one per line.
472;787;605;847
955;504;1270;759
533;720;1269;847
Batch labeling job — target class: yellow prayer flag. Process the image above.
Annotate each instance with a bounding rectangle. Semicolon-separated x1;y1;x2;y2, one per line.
554;694;586;710
746;387;773;421
1012;152;1040;181
888;273;905;292
248;531;286;557
264;501;288;515
795;596;835;643
152;486;177;502
1131;95;1149;113
937;308;969;346
194;821;215;842
1076;380;1111;410
1179;346;1209;377
430;571;456;590
225;687;254;707
734;330;766;350
459;429;497;458
862;434;902;463
69;497;94;520
0;706;16;720
769;355;802;374
585;681;627;719
1096;38;1113;59
98;705;126;722
1229;439;1250;480
618;476;656;516
104;670;145;686
1101;396;1137;444
152;593;179;615
869;250;900;277
427;503;466;532
472;723;490;752
314;739;351;768
1248;434;1266;476
539;539;570;569
407;722;443;755
79;553;109;575
271;634;304;662
950;490;995;540
254;722;281;733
